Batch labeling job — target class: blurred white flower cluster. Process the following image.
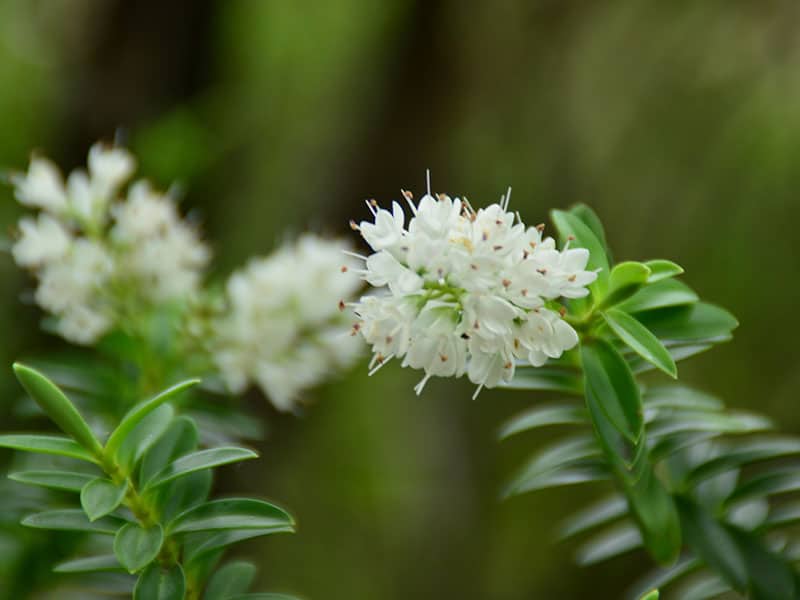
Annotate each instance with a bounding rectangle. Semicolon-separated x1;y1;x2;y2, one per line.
9;143;209;344
350;185;597;395
211;235;363;411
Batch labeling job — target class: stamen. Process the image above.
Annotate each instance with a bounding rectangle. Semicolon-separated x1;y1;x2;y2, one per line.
559;306;567;317
536;223;545;232
493;245;503;251
502;279;511;288
340;265;348;273
536;268;547;275
349;220;360;231
338;300;346;311
439;354;448;362
567;274;577;282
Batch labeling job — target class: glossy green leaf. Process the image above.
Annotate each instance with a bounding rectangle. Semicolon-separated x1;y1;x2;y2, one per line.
145;447;258;491
54;555;124;573
685;438;800;487
184;528;286;564
644;259;683;283
617;279;699;314
636;302;739;342
551;208;610;296
726;470;800;507
503;436;604;497
12;363;104;457
644;385;723;412
81;478;128;521
600;262;651;309
569;204;610;254
498;403;588;440
576;523;642;566
8;470;94;492
501;366;583;395
105;379;200;460
134;563;185;600
0;434;98;463
140;416;198;486
151;469;213;524
22;509;123;535
203;560;256;600
581;339;643;443
604;309;677;377
629;556;702;600
114;523;164;573
560;495;627;539
639;590;659;600
676;496;748;590
626;466;682;564
728;527;797;600
116;404;175;474
168;498;294;535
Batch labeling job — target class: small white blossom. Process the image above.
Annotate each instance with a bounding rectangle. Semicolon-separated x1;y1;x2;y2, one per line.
12;214;72;268
211;235;363;411
350;180;597;396
11;157;67;213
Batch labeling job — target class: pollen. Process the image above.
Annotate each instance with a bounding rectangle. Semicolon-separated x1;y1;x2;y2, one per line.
568;274;577;282
338;300;346;311
402;189;413;200
341;265;349;273
502;279;511;288
440;354;448;362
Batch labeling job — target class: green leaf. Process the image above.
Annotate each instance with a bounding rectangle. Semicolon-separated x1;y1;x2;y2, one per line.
644;385;723;412
498;403;588;440
581;339;643;443
168;498;294;535
503;436;604;497
105;379;200;460
616;279;699;314
676;496;748;590
114;523;164;573
727;527;797;600
644;260;683;283
569;204;610;255
203;560;256;600
134;563;185;600
626;466;682;564
8;470;94;492
604;309;677;378
151;470;213;524
636;302;739;342
560;495;627;539
501;366;583;395
22;509;123;534
12;363;104;458
145;447;258;491
599;262;652;309
551;209;610;297
639;591;659;600
576;523;642;566
140;416;198;486
116;404;175;474
685;438;800;487
54;555;124;573
0;434;99;463
184;528;285;564
81;477;129;521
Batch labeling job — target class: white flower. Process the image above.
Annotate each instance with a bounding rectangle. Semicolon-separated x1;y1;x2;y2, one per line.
88;142;136;199
350;182;597;395
211;235;363;411
6;141;211;345
12;214;72;268
11;157;67;213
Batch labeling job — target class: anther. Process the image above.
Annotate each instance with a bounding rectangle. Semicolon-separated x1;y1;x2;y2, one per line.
386;336;393;344
568;274;577;282
440;354;448;362
513;338;520;349
567;235;575;241
502;279;511;288
461;333;471;340
482;231;489;241
402;189;413;200
522;250;529;259
493;245;503;251
369;199;378;207
470;264;478;270
338;300;346;311
536;268;547;275
349;220;360;231
474;320;480;330
504;361;513;370
536;223;545;232
351;323;361;336
521;289;528;297
559;306;567;317
437;193;446;201
341;265;349;273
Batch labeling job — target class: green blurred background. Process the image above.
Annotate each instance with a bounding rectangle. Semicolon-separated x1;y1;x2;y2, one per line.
1;1;799;598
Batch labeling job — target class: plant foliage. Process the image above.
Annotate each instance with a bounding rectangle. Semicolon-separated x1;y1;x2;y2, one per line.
500;204;798;599
1;365;296;600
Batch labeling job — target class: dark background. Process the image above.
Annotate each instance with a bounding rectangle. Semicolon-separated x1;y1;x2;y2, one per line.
1;1;799;598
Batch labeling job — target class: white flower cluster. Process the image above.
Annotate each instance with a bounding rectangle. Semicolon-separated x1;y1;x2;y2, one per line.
9;144;210;344
211;235;363;412
350;184;597;396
